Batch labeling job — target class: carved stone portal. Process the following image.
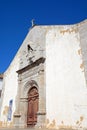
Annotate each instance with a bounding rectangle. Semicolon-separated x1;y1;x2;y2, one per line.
14;59;46;128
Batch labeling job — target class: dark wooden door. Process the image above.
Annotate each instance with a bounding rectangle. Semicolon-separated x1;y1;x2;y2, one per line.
27;87;39;126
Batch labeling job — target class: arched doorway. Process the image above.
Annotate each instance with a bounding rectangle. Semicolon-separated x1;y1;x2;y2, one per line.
27;87;39;127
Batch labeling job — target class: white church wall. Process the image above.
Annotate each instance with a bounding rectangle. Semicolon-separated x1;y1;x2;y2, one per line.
0;79;2;90
0;31;29;123
0;78;3;113
46;24;87;129
0;32;31;123
0;20;87;129
0;29;32;123
0;54;20;123
0;26;46;126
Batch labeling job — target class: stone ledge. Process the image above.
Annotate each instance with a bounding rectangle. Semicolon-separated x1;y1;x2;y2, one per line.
17;57;45;74
37;112;46;115
13;114;21;118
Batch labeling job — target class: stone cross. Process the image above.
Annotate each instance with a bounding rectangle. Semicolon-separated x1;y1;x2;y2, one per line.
31;19;35;27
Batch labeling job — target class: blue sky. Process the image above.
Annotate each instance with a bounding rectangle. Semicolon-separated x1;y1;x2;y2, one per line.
0;0;87;73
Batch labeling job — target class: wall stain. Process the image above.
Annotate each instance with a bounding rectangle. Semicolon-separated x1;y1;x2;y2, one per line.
49;120;56;128
61;121;64;124
46;118;49;125
76;116;84;128
78;49;82;55
0;121;13;128
76;120;79;124
80;116;84;121
46;119;73;129
80;62;84;70
58;125;72;129
59;120;72;129
0;106;13;128
46;119;56;129
46;118;84;129
3;106;9;116
60;28;78;35
0;121;2;127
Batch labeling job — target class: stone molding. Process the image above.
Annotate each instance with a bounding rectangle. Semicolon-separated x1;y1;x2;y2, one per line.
17;57;45;74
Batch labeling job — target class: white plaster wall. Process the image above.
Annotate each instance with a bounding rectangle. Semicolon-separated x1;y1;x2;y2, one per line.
1;21;87;129
46;26;87;128
0;26;46;123
0;79;3;112
0;54;20;122
0;29;33;122
0;79;2;90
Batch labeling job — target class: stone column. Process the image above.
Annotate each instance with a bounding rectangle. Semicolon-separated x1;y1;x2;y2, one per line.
36;71;46;128
13;75;21;127
19;98;28;128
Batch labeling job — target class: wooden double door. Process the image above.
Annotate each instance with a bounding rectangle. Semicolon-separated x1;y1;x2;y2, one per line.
27;87;39;126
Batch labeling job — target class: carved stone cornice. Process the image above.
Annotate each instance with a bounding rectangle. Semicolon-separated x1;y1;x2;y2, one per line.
17;57;45;74
13;113;21;118
37;112;46;115
20;97;28;102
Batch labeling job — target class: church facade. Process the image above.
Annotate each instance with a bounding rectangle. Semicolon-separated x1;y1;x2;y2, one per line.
0;20;87;129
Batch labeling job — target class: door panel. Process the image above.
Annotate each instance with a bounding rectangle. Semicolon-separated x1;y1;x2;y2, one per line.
27;87;39;126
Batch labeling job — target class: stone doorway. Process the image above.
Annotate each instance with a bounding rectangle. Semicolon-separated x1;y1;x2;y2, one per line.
27;87;39;127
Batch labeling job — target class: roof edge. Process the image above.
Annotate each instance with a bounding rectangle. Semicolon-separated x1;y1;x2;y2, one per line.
29;19;87;27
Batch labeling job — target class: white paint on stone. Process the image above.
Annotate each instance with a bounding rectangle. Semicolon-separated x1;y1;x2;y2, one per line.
0;55;20;121
0;26;46;123
0;20;87;129
0;79;2;90
46;26;87;128
0;79;3;113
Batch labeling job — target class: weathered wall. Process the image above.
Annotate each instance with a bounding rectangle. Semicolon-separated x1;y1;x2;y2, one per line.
0;53;20;125
78;20;87;84
0;79;3;90
0;26;46;127
13;26;46;128
0;20;87;129
0;78;3;113
46;21;87;129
